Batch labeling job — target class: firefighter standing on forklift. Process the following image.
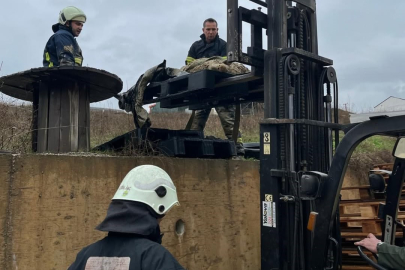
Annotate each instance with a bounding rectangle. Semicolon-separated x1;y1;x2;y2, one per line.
186;18;244;156
43;6;85;67
355;233;405;269
68;165;185;270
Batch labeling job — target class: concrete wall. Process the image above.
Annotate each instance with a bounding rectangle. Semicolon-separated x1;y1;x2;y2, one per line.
0;154;260;270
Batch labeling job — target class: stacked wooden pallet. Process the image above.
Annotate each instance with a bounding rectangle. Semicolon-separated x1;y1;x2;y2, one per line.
339;163;405;269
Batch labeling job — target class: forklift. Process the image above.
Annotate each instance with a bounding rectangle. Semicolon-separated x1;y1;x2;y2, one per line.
138;0;405;269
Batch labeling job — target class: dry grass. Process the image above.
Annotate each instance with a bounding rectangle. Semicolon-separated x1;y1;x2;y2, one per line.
0;98;395;178
0;101;32;152
90;110;134;147
347;136;396;185
150;110;261;142
0;102;263;152
0;97;396;190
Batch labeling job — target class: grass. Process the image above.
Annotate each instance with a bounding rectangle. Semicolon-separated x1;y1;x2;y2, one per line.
150;110;262;143
0;99;397;176
354;135;396;153
0;102;264;152
346;135;395;185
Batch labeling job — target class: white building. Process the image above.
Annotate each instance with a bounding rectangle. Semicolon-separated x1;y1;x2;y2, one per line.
350;96;405;123
374;96;405;112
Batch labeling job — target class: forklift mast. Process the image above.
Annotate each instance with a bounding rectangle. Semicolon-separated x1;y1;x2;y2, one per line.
227;0;339;268
225;1;405;269
133;0;405;268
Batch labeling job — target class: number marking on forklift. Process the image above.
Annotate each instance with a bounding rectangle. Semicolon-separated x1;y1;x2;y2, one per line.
384;215;393;243
263;133;271;155
263;132;270;143
265;194;273;202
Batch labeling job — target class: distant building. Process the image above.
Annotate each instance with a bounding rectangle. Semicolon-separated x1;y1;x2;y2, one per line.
350;110;405;124
374;96;405;112
350;96;405;123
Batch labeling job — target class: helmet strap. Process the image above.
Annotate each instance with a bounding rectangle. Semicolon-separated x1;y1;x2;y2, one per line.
66;21;74;35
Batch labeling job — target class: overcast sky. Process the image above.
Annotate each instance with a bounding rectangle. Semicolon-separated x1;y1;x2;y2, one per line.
0;0;403;112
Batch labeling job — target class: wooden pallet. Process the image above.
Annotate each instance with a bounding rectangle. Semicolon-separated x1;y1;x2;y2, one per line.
342;265;373;270
340;200;405;216
339;199;405;233
339;163;403;269
373;163;394;171
341;185;405;201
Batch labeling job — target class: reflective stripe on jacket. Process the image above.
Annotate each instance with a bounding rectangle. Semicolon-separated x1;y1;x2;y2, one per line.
186;34;227;64
43;25;83;67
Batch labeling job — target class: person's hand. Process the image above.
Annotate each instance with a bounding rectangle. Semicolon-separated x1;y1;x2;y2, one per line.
354;233;381;254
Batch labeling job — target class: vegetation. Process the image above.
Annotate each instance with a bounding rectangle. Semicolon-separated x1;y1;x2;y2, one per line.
0;99;396;180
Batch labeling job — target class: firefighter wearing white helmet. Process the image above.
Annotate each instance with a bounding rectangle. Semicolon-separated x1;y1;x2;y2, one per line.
43;6;86;67
68;165;185;270
112;164;180;215
57;6;86;25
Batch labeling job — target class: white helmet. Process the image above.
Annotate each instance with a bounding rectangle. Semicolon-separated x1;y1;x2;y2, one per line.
58;6;86;25
112;165;180;215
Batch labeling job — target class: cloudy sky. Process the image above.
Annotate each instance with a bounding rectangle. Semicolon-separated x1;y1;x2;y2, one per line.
0;0;403;112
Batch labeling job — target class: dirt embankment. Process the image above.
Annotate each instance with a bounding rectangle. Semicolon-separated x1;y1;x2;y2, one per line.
345;150;394;187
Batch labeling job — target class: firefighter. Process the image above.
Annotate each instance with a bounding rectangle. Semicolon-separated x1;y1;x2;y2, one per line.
355;233;405;270
43;6;86;67
186;18;244;156
68;165;185;270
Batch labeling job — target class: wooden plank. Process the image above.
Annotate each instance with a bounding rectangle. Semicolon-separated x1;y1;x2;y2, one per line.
340;214;405;221
342;265;373;270
341;200;405;206
340;200;405;207
70;82;80;151
362;221;381;234
78;84;90;151
342;249;373;256
37;82;49;153
31;85;39;152
342;186;370;190
373;163;393;171
341;189;361;201
360;206;377;218
341;205;360;216
47;83;61;152
346;222;362;228
341;231;403;238
359;189;371;200
85;89;90;151
59;82;72;152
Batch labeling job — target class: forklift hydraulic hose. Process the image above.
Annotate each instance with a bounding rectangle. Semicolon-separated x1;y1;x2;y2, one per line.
356;246;387;270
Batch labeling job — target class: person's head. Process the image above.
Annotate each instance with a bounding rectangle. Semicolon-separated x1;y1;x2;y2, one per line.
58;6;86;37
112;165;180;218
202;18;218;43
